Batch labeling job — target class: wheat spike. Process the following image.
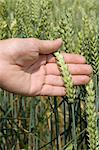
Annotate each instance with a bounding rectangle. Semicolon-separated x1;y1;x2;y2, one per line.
54;52;76;103
86;80;98;150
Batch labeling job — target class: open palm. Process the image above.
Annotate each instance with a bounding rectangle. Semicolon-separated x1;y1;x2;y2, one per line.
0;38;92;96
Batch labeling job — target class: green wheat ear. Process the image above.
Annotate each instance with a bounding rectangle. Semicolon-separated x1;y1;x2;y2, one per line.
54;52;75;103
0;1;8;20
86;79;98;150
0;1;10;39
0;20;8;39
15;0;34;38
35;0;52;39
29;0;40;24
53;10;74;53
15;0;27;37
90;33;99;75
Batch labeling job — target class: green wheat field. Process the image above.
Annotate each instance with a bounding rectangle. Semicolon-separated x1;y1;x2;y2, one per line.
0;0;99;149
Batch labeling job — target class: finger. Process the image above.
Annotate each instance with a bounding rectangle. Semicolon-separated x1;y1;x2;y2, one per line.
40;85;66;96
72;75;90;85
45;75;91;86
46;63;60;75
46;63;93;76
68;64;93;75
45;75;64;86
35;38;63;54
47;53;86;64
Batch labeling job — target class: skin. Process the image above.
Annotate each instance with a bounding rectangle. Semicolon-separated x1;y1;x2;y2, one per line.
0;38;93;96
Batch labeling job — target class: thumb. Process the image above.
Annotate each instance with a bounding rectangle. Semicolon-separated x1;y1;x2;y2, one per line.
35;38;63;54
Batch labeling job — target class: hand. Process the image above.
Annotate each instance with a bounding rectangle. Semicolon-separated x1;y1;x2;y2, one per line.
0;38;92;96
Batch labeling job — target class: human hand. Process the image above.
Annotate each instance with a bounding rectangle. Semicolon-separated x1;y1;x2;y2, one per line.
0;38;92;96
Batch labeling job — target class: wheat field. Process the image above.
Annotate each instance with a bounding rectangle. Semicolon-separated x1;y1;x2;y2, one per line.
0;0;99;150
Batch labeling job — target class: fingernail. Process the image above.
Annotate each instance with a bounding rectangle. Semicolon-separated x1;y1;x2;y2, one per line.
56;38;63;46
56;38;63;42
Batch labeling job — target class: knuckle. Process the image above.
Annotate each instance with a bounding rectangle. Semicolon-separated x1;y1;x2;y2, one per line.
28;38;39;50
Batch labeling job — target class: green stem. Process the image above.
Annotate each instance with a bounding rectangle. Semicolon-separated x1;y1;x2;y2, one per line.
71;103;77;150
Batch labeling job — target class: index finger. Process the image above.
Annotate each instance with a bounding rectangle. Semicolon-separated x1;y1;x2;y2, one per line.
47;53;86;64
